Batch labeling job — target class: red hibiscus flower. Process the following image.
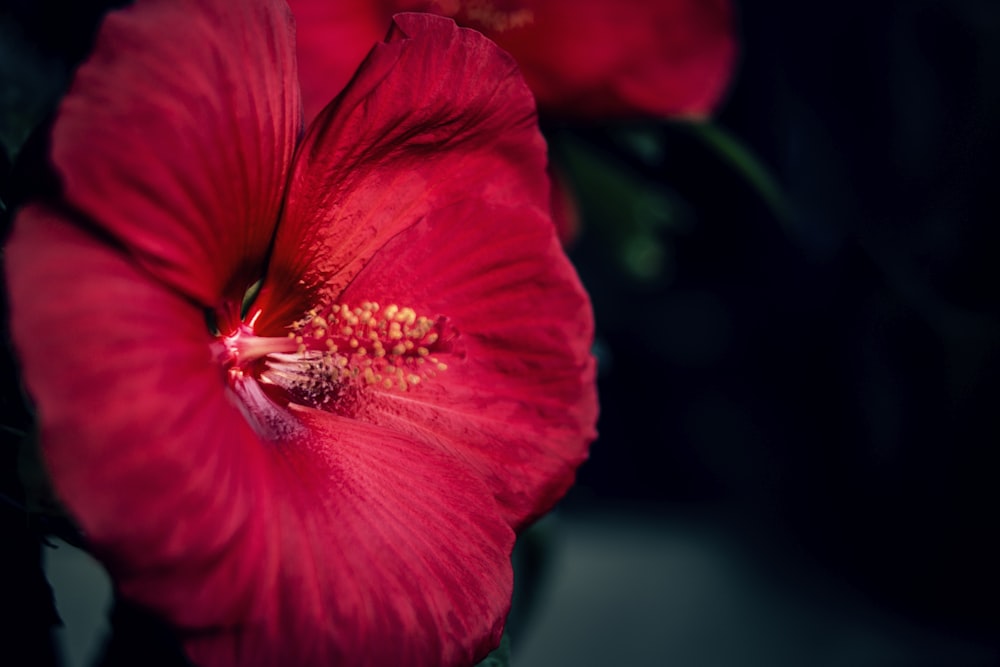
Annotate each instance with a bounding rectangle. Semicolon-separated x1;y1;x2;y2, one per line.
4;2;597;666
290;0;737;124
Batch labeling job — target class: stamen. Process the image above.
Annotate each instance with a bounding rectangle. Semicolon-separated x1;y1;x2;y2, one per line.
263;351;344;408
216;301;459;440
262;301;458;406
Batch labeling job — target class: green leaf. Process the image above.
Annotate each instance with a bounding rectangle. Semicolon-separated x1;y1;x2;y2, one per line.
240;279;263;319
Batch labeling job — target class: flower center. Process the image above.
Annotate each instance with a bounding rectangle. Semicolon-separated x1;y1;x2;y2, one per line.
213;301;456;440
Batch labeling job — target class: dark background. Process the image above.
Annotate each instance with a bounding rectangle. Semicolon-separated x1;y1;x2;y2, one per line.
2;0;999;664
554;0;1000;660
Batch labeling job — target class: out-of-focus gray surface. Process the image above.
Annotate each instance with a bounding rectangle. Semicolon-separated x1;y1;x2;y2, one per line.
44;539;110;667
513;511;997;667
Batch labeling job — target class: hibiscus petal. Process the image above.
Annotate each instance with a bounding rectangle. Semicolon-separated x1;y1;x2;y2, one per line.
185;411;513;667
248;13;595;529
340;199;598;530
253;12;550;331
286;0;396;124
396;0;738;118
5;205;274;630
9;204;517;665
49;0;301;307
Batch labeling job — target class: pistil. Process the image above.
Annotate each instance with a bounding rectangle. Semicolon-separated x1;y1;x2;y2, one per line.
213;325;300;369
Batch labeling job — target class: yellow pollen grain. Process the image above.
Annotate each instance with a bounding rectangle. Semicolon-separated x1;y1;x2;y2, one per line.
396;307;416;325
288;300;454;399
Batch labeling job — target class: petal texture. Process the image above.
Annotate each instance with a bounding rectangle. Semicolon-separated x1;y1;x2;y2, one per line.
185;411;513;667
288;0;395;124
255;12;549;330
50;0;301;306
342;200;598;529
395;0;738;118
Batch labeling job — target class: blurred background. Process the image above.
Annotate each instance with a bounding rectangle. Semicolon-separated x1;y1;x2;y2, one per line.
2;0;999;665
525;1;1000;664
